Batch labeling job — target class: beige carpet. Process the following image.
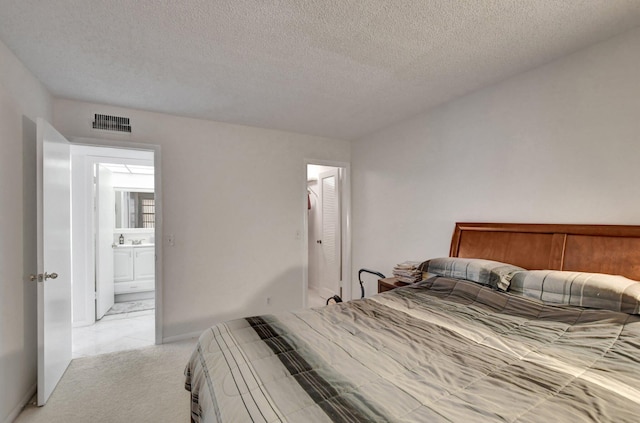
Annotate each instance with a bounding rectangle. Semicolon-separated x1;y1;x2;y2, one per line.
16;338;198;423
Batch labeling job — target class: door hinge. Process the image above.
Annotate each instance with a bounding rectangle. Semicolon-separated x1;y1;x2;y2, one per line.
94;291;97;300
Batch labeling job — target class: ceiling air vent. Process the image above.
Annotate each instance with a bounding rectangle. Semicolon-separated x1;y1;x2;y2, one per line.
92;114;132;133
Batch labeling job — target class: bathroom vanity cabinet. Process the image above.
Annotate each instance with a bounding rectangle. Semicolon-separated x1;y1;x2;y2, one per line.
113;245;155;294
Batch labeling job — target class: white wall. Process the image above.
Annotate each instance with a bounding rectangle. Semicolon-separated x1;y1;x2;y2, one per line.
0;40;52;423
352;27;640;297
53;99;351;339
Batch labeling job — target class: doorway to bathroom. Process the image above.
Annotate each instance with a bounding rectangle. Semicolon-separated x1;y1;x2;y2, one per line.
70;144;157;358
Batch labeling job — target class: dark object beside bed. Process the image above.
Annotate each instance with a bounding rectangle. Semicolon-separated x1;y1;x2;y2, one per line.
185;223;640;422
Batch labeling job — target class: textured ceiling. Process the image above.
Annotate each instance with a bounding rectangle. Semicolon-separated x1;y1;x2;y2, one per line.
1;1;640;140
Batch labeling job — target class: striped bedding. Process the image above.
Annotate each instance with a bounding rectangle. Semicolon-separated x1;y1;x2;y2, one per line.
184;277;640;422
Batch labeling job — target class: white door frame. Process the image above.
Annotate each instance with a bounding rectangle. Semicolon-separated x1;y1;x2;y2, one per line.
72;153;153;325
303;159;351;307
71;137;163;345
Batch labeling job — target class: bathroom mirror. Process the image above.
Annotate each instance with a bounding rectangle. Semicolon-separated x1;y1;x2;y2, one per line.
115;190;155;228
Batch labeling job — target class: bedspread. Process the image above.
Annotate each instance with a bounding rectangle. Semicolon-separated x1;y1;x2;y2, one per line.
185;277;640;422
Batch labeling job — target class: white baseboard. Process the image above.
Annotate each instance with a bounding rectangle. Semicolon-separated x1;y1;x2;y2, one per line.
4;383;36;423
162;331;202;344
115;291;155;303
73;318;95;328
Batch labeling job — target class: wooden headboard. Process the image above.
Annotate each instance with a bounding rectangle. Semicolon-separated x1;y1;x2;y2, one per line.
450;222;640;281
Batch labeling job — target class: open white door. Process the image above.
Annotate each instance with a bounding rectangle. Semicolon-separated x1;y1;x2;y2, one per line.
36;118;72;406
318;168;341;299
95;165;115;319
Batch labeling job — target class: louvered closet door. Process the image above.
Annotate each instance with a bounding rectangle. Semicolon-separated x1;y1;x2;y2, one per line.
318;169;341;299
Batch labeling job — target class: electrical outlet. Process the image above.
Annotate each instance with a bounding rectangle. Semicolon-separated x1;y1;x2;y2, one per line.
266;296;271;305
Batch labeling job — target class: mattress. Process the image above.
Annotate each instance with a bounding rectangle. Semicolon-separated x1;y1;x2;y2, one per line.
185;277;640;422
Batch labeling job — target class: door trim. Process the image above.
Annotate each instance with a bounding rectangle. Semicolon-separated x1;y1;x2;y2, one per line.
303;159;351;307
70;137;163;345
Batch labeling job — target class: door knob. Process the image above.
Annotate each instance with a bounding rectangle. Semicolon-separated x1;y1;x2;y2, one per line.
316;240;322;244
30;272;58;281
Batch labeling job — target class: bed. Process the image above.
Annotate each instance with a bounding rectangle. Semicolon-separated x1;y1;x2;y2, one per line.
185;223;640;422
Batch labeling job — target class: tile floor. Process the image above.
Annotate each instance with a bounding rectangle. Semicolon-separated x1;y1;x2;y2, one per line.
72;308;155;358
307;287;328;308
74;291;324;359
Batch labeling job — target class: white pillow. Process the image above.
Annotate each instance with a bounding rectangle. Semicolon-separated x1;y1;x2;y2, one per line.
419;257;524;291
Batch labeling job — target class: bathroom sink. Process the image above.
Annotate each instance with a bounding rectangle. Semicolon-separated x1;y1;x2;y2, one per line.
113;243;155;247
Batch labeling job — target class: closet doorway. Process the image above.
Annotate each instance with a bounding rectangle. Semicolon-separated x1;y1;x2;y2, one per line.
305;162;351;307
70;144;159;357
